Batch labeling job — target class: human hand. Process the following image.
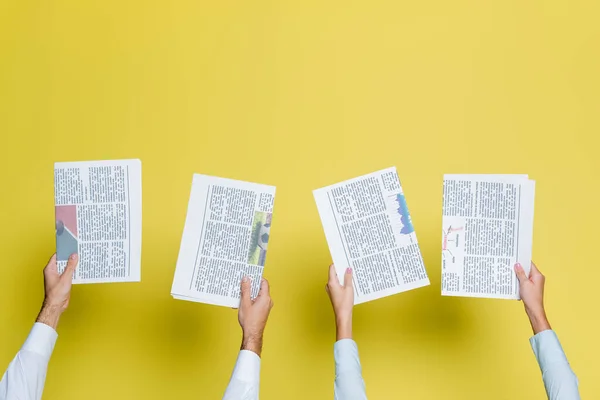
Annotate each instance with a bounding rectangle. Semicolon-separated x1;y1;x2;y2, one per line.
238;277;274;357
36;253;78;330
515;262;551;334
326;264;354;341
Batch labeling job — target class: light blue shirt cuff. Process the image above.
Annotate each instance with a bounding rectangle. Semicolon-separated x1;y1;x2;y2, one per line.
530;330;569;372
22;323;58;360
530;329;580;400
334;339;367;400
334;339;362;376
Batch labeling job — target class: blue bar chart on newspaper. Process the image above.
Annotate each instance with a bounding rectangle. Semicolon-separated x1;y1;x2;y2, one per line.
314;167;429;305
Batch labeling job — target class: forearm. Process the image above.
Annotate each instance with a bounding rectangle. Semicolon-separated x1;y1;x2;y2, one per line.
36;303;63;331
526;309;552;335
241;332;263;357
336;316;352;341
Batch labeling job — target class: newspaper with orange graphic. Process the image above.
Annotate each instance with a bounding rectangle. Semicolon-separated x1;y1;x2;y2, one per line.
442;174;535;299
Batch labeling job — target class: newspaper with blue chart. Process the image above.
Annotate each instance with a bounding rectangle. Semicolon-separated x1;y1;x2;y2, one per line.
314;167;430;304
54;159;142;284
171;174;276;307
442;174;535;300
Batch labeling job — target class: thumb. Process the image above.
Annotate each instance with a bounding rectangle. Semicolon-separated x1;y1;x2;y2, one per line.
343;267;353;287
530;262;543;277
62;253;79;281
257;278;271;297
240;276;252;307
514;263;528;284
328;264;340;287
45;254;58;272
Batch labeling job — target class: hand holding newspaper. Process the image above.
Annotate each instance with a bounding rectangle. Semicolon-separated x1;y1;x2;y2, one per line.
314;167;430;304
54;159;142;284
441;174;535;299
171;175;276;308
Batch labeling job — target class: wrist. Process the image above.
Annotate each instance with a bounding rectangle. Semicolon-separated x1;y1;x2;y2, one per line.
526;308;551;334
241;331;263;357
335;315;352;341
36;302;63;330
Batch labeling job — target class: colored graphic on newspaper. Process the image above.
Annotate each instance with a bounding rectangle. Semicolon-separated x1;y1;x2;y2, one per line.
248;211;272;267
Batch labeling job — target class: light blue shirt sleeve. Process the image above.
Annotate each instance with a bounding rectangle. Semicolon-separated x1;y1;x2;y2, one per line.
530;330;580;400
334;339;367;400
0;323;58;400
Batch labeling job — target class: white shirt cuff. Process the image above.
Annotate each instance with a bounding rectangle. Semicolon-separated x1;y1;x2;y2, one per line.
21;323;58;359
230;350;261;383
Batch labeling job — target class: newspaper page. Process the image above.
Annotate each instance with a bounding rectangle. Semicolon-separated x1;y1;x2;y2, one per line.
171;174;276;308
54;159;142;284
441;174;535;299
313;167;430;304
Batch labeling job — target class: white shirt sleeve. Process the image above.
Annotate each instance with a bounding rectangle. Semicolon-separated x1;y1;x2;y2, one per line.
222;350;261;400
334;339;367;400
530;330;580;400
0;323;58;400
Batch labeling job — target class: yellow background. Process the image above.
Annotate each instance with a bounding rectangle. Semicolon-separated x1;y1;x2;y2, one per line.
0;0;598;399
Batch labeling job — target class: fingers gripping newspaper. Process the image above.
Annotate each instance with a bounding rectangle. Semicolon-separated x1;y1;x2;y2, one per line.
314;167;430;304
171;175;276;308
441;174;535;299
54;159;142;283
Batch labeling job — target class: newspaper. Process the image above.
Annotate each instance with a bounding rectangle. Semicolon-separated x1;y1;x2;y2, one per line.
54;159;142;284
314;167;430;304
171;174;276;308
441;174;535;299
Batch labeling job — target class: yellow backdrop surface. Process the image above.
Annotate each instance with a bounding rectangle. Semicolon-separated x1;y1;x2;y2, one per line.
0;1;598;399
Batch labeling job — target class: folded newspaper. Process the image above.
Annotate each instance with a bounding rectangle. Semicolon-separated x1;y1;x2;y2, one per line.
314;167;430;304
171;174;276;308
441;174;535;299
54;159;142;284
